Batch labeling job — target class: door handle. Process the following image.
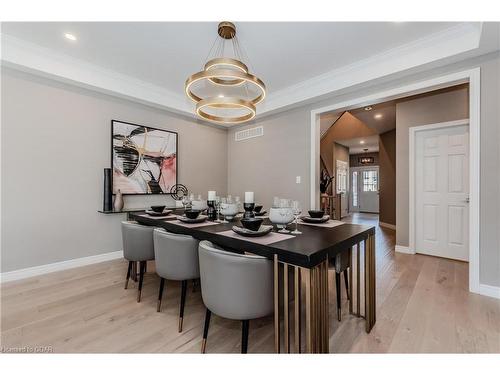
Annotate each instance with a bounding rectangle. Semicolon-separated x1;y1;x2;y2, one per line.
465;197;470;203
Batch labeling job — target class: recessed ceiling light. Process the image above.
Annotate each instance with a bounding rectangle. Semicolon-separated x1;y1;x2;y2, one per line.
360;140;365;144
64;33;77;41
364;106;372;111
374;113;383;119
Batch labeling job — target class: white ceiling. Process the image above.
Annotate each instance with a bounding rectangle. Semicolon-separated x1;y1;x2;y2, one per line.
1;22;496;125
336;135;380;154
1;22;459;93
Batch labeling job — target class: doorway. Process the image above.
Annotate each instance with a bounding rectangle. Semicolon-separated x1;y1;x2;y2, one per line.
350;166;380;214
310;68;480;294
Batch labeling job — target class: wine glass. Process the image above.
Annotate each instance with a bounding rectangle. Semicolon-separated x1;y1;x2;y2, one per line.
215;196;221;222
278;202;291;234
181;195;191;215
273;196;280;208
291;200;302;235
220;197;228;223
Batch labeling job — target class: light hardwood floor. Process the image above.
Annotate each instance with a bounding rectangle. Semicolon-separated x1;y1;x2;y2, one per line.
1;214;499;353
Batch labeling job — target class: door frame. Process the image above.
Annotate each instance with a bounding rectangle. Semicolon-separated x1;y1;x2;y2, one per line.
350;166;380;214
409;118;470;259
309;68;480;294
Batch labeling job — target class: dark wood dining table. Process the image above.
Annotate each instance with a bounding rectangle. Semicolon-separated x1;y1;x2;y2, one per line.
130;210;376;353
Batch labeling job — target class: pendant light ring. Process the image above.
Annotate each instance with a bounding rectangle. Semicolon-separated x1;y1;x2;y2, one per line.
196;97;256;124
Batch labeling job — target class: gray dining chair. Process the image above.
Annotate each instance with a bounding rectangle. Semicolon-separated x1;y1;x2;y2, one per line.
121;221;155;302
153;228;200;332
198;240;273;354
330;251;351;321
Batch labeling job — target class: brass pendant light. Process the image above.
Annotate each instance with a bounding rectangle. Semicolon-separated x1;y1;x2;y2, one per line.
185;22;266;125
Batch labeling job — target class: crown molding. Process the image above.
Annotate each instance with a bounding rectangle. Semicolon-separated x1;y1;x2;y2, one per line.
1;23;484;125
0;33;195;118
259;22;483;115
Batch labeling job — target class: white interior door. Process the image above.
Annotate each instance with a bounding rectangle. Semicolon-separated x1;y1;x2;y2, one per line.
415;124;469;261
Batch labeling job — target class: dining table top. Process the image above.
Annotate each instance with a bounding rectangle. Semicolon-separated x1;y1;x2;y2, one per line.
130;210;375;268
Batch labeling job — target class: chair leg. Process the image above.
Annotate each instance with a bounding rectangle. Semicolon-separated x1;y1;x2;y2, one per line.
124;261;132;289
137;261;145;303
157;278;165;312
344;269;350;300
335;272;341;321
178;280;187;332
201;309;212;353
241;320;249;354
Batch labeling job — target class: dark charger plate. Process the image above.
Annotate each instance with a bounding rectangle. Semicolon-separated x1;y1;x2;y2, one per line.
178;215;208;224
232;225;273;237
300;215;330;224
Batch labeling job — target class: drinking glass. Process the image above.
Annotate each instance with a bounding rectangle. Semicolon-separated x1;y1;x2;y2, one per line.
215;196;221;222
291;200;302;235
234;196;241;211
273;196;280;208
220;197;228;223
278;207;291;234
227;195;233;204
181;195;191;214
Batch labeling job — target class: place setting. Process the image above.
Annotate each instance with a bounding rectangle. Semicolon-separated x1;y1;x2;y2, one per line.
141;205;174;219
299;209;344;228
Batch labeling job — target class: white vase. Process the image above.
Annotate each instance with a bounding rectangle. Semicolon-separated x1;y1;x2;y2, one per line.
113;189;124;211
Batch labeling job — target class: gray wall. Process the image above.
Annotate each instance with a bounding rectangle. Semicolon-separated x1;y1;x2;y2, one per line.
227;52;500;287
395;86;469;246
1;68;227;272
227;107;310;208
378;130;396;226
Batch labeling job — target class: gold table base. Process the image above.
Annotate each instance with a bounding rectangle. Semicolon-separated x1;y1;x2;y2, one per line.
273;233;376;353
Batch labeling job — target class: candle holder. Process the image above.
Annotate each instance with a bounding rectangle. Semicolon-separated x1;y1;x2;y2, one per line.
207;200;217;220
243;202;255;219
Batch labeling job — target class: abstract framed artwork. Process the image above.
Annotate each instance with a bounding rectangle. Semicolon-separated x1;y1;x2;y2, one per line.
111;120;178;194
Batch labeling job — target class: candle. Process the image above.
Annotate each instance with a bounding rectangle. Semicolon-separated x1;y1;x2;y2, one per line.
208;191;216;201
244;191;254;203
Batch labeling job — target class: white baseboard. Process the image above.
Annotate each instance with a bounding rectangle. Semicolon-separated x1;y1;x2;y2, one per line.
0;251;123;283
379;221;396;230
395;245;415;254
479;284;500;299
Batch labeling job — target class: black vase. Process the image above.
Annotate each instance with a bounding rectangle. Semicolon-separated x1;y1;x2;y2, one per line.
103;168;113;212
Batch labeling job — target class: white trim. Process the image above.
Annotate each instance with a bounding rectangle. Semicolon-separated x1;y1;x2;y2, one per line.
1;23;484;124
0;251;123;283
479;284;500;300
263;23;482;115
395;245;415;254
409;119;470;257
310;67;481;296
379;222;396;230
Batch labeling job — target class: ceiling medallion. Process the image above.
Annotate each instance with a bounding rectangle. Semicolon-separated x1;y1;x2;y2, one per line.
185;22;266;125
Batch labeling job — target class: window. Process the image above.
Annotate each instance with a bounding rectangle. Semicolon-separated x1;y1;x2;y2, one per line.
362;170;378;192
336;160;348;194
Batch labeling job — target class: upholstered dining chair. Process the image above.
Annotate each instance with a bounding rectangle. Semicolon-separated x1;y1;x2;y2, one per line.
330;250;351;321
121;221;155;302
198;240;273;354
153;228;200;332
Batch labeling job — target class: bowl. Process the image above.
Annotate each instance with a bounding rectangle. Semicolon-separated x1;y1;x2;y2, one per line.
185;210;201;219
308;210;325;218
254;205;263;213
240;218;263;231
151;205;166;213
220;203;239;219
191;200;208;211
269;207;294;225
